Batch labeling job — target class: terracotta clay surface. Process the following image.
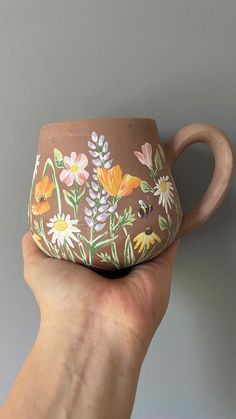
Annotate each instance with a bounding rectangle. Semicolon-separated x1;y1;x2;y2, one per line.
28;118;234;270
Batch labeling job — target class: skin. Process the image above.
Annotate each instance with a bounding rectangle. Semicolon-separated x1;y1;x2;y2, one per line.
0;232;180;419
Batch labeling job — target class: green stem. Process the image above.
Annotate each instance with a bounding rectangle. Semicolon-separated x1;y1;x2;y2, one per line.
65;243;75;262
109;197;120;268
136;244;157;265
77;241;88;265
89;227;94;265
42;158;61;214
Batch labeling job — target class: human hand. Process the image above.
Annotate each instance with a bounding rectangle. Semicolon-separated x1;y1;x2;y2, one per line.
22;231;180;359
0;234;180;419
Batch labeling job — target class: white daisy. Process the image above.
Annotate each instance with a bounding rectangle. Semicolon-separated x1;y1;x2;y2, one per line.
154;175;174;213
46;214;80;248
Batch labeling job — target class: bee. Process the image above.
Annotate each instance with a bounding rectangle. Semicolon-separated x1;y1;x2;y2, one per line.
138;200;153;219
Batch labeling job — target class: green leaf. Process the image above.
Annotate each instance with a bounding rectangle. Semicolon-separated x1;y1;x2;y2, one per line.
98;252;119;268
124;234;135;268
112;206;136;234
154;149;162;172
75;188;85;205
140;180;153;193
158;144;166;161
98;252;113;264
94;235;118;251
66;245;75;262
33;220;40;231
77;241;88;265
92;232;108;247
63;189;76;208
54;148;65;168
158;214;169;231
79;234;91;249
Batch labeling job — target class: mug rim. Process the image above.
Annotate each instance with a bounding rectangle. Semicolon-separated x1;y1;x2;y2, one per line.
40;116;157;131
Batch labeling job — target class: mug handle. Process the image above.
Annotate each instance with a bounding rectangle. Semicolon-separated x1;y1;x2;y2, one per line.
163;123;235;239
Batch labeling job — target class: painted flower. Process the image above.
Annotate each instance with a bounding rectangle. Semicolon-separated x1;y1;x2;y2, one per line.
46;213;80;248
60;152;89;187
97;165;141;197
32;154;40;181
31;232;46;252
133;227;161;253
134;142;153;168
32;176;55;215
84;132;115;232
154;175;174;213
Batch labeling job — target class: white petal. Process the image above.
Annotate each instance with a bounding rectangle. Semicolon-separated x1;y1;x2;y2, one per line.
100;196;107;204
108;204;117;212
91;181;98;191
93;159;102;167
103;141;108;153
104;159;113;168
89;150;99;157
70;225;81;233
93;174;98;181
66;236;74;248
103;152;110;161
69;232;79;242
51;232;57;244
88;141;96;150
98;135;105;146
89;189;97;199
46;222;55;228
84;207;92;216
85;216;94;227
93;207;98;215
92;131;98;142
94;223;106;232
96;213;109;222
98;204;109;212
86;197;95;207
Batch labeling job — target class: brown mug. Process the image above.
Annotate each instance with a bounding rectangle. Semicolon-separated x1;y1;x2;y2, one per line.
28;118;235;270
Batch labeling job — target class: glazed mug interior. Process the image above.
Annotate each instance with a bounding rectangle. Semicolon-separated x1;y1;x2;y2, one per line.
28;118;234;270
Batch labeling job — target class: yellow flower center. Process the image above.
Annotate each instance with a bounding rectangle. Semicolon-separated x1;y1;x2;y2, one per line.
70;164;79;173
160;180;167;193
54;220;68;232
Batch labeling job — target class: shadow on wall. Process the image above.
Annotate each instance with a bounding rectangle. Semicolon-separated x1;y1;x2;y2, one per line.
168;139;236;414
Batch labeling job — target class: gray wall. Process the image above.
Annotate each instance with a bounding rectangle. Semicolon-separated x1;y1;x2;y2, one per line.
0;1;235;418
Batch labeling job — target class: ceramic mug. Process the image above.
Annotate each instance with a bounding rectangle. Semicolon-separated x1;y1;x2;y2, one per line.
28;118;234;270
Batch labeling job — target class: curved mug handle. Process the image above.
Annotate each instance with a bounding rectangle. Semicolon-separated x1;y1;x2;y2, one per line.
164;123;235;239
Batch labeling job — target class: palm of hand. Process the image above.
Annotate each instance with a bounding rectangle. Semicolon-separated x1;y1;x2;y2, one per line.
22;232;179;351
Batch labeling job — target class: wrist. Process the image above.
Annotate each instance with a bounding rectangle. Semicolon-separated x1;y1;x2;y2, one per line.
34;312;143;419
38;309;146;367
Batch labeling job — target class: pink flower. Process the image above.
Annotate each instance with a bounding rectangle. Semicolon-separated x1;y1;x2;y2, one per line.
134;142;153;168
60;152;89;187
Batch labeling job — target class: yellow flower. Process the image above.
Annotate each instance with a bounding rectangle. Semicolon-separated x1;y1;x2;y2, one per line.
133;227;161;253
31;232;45;252
32;176;55;215
97;165;141;197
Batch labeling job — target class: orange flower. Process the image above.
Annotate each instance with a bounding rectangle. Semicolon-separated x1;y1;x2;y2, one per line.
32;176;55;215
97;165;141;197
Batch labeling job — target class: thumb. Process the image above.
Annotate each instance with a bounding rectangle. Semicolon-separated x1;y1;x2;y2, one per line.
155;239;181;268
22;231;47;267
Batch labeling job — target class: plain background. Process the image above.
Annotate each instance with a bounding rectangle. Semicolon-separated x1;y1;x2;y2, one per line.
0;1;235;418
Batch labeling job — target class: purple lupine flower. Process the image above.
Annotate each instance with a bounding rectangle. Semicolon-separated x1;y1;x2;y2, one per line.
84;132;116;231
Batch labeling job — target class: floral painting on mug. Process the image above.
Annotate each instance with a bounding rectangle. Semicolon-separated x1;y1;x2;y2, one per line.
29;131;181;269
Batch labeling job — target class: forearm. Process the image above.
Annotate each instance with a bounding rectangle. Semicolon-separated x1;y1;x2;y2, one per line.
0;313;144;419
